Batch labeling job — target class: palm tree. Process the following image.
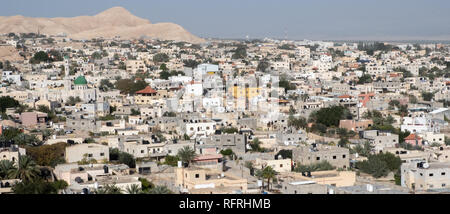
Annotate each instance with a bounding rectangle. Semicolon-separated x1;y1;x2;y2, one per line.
254;169;264;191
125;184;142;194
177;146;197;167
148;185;172;194
94;188;109;194
0;160;16;179
262;166;277;191
96;184;122;194
12;156;40;181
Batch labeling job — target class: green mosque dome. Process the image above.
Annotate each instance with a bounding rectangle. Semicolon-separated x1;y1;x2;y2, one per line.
74;76;87;85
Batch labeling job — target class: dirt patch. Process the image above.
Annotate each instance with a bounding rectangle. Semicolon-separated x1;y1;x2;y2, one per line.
0;45;23;62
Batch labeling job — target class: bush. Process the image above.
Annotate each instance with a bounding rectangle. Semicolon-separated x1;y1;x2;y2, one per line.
222;127;239;134
12;179;67;194
310;105;351;127
0;96;20;112
26;143;67;167
163;155;179;167
356;152;401;178
294;161;335;173
119;152;136;168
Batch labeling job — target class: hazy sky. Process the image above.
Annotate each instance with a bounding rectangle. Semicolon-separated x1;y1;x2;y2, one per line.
2;0;450;40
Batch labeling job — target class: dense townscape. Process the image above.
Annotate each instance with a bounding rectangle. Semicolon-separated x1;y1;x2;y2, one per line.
0;30;449;194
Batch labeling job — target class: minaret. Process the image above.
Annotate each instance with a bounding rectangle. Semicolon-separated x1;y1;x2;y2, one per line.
64;56;72;91
64;57;70;77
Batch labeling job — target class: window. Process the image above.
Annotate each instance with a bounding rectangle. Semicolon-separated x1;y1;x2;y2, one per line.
429;173;434;177
141;150;144;153
441;172;446;176
100;153;104;156
333;156;336;159
88;154;93;157
316;157;320;161
195;174;200;178
342;155;346;158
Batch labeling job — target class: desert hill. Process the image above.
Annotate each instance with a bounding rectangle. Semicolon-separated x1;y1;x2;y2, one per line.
0;7;204;44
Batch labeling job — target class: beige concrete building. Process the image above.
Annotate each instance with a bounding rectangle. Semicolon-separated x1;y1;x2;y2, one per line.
254;158;292;173
280;170;356;187
293;144;350;169
175;167;247;194
126;60;146;73
401;162;450;192
65;144;109;163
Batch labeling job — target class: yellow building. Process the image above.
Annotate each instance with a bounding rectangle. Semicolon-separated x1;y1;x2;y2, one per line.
229;86;261;99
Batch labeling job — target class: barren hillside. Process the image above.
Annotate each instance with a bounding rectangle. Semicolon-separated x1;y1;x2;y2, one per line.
0;7;204;44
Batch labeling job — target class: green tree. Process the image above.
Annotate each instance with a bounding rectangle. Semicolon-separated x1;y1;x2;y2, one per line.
95;184;123;194
99;79;114;91
30;51;49;64
262;166;277;191
351;141;373;157
163;155;180;166
357;74;373;84
256;60;270;72
148;185;172;194
278;78;296;92
356;152;401;178
222;127;239;134
232;45;247;59
388;100;400;109
310;105;350;127
139;178;155;192
421;91;435;101
177;146;197;167
26;142;67;167
66;96;82;106
249;138;265;152
294;161;335;173
0;160;17;179
0;96;20;112
153;53;169;63
115;79;148;95
183;59;199;68
12;179;66;194
125;184;142;194
119;152;136;168
288;116;307;130
12;155;40;181
160;63;168;71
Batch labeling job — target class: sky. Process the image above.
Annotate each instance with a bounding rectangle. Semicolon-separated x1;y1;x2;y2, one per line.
2;0;450;41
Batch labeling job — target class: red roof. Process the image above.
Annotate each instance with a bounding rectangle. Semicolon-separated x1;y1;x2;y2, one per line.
405;134;422;141
338;95;352;99
136;86;157;94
